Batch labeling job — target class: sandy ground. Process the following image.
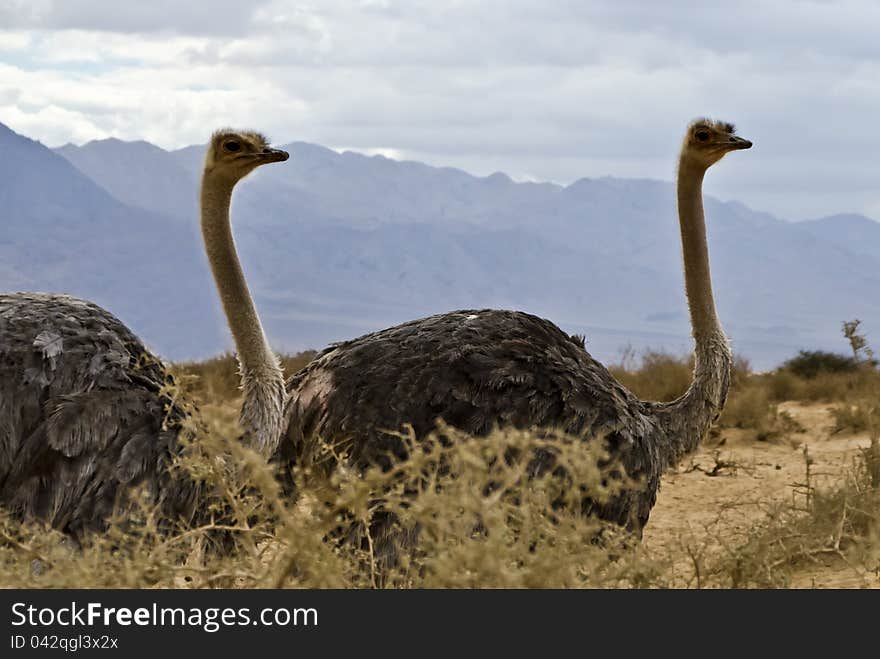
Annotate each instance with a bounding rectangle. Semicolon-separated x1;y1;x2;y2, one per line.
644;402;878;588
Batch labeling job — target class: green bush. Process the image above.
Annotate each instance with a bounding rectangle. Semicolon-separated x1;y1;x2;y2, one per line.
782;350;857;379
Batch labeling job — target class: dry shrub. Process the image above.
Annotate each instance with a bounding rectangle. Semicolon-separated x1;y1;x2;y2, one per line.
831;404;879;435
173;351;315;402
3;330;876;590
706;447;880;587
609;349;796;440
719;389;803;441
5;424;875;589
0;409;342;589
765;321;879;405
1;344;677;589
719;385;771;431
610;350;693;402
279;424;675;588
607;322;879;442
706;321;877;584
0;399;669;588
763;369;800;402
824;322;880;434
766;370;877;403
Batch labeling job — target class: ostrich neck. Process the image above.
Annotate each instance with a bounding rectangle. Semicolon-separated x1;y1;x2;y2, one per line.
200;175;286;455
654;155;732;466
677;158;722;341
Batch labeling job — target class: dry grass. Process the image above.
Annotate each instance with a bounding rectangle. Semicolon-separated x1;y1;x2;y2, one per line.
614;343;879;443
1;332;878;589
609;349;694;402
700;445;880;587
0;409;664;589
172;351;315;402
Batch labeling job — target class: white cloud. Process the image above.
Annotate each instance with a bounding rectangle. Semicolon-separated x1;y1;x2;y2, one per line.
0;100;106;145
0;0;269;35
0;0;878;220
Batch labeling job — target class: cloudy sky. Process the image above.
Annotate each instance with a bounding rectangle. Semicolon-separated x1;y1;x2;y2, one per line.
0;0;877;221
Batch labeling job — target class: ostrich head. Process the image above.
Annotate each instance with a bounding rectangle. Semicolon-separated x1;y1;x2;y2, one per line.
203;129;289;180
682;118;752;168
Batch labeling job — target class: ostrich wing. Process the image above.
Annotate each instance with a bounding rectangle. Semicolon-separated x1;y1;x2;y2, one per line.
0;293;198;535
281;309;662;529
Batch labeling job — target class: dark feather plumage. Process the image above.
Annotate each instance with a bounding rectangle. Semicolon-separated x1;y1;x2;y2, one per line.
280;309;665;533
0;293;200;537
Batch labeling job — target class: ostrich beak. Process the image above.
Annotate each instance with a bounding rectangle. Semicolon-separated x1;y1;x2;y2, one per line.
726;135;752;150
258;147;290;163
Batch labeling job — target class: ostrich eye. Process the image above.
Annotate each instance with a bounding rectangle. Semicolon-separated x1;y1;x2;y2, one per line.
695;130;710;142
224;141;241;152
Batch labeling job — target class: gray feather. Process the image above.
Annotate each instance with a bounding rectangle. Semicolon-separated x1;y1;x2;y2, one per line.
279;309;666;533
0;293;202;537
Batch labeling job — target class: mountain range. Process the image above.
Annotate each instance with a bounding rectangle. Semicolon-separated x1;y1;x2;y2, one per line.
3;120;878;370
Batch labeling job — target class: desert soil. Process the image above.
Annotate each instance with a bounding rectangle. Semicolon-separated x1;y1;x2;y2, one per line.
644;402;879;588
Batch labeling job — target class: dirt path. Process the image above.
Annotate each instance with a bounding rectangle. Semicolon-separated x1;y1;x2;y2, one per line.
643;402;878;588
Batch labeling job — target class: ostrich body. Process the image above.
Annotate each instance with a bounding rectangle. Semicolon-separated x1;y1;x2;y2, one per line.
0;293;197;535
280;119;751;532
0;130;288;535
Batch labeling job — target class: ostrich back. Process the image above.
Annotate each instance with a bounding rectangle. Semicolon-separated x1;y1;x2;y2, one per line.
282;309;664;530
0;293;199;537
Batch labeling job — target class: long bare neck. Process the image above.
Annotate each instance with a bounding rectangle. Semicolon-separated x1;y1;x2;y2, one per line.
677;157;723;341
654;154;732;465
200;173;286;455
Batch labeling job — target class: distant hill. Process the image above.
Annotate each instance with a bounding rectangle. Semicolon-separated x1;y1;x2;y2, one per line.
56;138;198;221
799;213;880;263
3;120;878;368
0;123;225;358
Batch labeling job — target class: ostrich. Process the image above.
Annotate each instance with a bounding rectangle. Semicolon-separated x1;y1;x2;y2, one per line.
0;129;288;536
279;118;752;535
